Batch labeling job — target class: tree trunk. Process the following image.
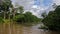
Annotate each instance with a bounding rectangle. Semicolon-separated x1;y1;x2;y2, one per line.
4;11;6;20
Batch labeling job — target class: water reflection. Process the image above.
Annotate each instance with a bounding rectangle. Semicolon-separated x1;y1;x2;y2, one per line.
0;23;60;34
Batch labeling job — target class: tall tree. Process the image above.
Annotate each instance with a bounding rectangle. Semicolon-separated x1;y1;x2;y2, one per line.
41;12;47;18
0;0;13;19
19;6;24;14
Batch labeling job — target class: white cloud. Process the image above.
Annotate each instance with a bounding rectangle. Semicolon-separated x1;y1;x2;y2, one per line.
53;0;60;5
29;5;49;18
32;5;38;8
11;0;34;10
11;0;55;18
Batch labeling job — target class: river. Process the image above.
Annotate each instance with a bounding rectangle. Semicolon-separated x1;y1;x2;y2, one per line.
0;23;60;34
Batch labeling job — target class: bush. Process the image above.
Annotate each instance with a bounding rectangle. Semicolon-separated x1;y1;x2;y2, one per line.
0;17;4;23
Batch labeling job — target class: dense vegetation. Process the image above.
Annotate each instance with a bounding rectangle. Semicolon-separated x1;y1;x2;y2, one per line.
0;0;13;23
42;5;60;31
0;0;12;17
13;12;41;24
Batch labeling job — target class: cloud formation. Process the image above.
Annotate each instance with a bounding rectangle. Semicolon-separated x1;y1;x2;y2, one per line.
11;0;60;18
11;0;34;10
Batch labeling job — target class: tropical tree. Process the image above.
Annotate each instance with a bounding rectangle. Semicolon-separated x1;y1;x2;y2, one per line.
42;5;60;31
41;12;47;18
18;6;24;14
13;11;41;24
0;0;13;19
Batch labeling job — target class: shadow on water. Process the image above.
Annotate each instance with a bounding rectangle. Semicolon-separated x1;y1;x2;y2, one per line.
0;23;60;34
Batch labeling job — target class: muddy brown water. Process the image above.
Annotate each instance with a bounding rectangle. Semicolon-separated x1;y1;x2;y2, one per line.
0;23;60;34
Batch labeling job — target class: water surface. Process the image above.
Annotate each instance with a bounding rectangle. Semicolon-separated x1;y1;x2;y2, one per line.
0;23;60;34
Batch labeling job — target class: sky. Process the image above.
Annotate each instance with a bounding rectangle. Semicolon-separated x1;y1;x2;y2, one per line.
11;0;60;18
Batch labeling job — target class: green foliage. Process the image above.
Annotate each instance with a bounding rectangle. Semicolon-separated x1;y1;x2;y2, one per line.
0;0;13;23
41;12;47;18
42;5;60;31
24;12;40;22
0;0;12;11
13;14;25;23
13;12;41;24
0;0;13;19
18;6;24;14
3;19;11;24
0;17;4;23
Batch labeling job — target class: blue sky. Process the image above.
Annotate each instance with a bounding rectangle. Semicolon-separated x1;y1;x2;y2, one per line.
34;0;53;6
43;0;53;6
34;0;40;5
11;0;60;9
32;0;53;16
